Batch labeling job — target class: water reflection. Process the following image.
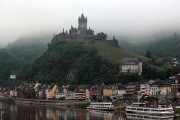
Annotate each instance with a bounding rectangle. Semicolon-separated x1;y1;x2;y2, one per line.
88;110;127;120
1;104;179;120
2;104;127;120
126;112;174;120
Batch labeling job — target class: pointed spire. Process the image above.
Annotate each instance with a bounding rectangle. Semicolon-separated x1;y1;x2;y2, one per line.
113;36;115;40
63;28;64;33
81;13;84;18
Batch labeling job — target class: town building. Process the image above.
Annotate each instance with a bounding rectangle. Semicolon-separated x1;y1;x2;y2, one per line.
171;77;180;96
120;58;142;75
145;84;151;95
160;83;171;95
91;85;103;100
138;83;146;99
150;82;160;96
117;85;126;101
123;83;136;101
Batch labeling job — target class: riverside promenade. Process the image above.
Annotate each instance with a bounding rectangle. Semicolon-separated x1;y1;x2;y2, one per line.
14;99;90;107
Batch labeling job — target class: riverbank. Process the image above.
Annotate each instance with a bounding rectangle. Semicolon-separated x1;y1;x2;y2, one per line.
13;98;90;108
0;98;14;104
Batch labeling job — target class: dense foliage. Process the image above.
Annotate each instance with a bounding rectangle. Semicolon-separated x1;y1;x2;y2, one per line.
1;35;180;86
0;36;48;86
19;41;119;84
96;32;108;40
19;41;180;85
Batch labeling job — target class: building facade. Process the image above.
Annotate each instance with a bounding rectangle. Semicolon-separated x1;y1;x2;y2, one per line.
150;83;160;96
120;58;142;75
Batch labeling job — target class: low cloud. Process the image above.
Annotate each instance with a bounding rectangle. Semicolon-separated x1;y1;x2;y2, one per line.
1;0;180;45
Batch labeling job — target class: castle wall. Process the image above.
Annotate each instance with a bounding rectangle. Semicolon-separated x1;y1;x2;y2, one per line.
51;13;119;47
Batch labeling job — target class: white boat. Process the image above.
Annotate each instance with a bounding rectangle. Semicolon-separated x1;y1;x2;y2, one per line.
87;102;115;111
126;112;174;120
125;102;174;115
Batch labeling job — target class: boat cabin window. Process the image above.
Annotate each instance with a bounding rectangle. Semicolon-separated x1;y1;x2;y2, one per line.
158;105;166;108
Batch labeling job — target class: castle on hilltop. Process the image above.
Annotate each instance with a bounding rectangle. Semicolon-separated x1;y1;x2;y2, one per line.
51;13;118;46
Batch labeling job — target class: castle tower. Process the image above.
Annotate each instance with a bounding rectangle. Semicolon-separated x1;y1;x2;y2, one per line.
78;13;87;35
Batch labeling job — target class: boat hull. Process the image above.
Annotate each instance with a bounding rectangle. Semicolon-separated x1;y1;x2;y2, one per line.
87;102;115;111
126;112;174;120
87;108;115;111
126;106;174;115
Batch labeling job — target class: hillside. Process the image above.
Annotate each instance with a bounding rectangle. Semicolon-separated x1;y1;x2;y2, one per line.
0;35;48;83
85;44;148;64
121;33;180;63
18;41;120;84
1;38;179;86
18;41;162;85
0;36;149;86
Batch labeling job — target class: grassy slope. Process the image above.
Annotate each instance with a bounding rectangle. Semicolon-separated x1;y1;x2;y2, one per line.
85;44;148;64
89;44;166;70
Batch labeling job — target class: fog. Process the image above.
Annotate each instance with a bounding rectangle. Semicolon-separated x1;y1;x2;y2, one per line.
1;0;180;45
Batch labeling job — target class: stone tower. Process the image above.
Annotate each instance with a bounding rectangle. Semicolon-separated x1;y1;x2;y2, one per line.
78;13;87;35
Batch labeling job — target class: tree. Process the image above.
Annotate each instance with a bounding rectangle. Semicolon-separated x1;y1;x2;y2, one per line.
96;32;108;40
146;50;151;58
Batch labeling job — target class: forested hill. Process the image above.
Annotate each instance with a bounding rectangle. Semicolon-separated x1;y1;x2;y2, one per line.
121;33;180;61
0;34;147;86
1;37;180;86
18;41;147;84
0;35;49;83
148;33;180;59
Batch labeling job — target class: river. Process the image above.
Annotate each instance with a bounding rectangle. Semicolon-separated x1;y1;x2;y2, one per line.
0;104;180;120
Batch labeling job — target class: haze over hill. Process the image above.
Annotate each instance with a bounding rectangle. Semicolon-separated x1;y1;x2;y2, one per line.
1;0;180;45
0;31;179;85
121;33;180;61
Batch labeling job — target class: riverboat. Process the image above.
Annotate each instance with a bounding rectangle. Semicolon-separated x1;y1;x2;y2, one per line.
87;102;115;111
126;112;174;120
125;102;174;115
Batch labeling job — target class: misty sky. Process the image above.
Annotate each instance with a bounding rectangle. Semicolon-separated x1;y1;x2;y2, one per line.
1;0;180;45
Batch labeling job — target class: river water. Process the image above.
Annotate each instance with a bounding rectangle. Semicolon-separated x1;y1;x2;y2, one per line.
0;104;180;120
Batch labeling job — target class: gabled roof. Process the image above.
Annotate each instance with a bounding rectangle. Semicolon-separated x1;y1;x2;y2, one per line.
116;84;126;90
76;85;90;90
121;58;141;65
103;85;113;89
67;85;76;91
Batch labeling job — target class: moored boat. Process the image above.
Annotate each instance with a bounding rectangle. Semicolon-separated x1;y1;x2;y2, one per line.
87;102;115;111
125;102;174;115
126;112;174;120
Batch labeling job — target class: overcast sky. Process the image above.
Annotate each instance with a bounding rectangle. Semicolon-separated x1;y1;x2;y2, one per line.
1;0;180;45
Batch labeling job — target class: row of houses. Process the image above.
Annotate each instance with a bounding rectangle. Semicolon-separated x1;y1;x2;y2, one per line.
1;74;180;102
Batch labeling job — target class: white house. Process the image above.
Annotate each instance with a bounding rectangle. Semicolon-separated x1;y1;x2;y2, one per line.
117;85;126;101
120;58;142;75
140;84;146;95
86;89;90;100
10;75;16;79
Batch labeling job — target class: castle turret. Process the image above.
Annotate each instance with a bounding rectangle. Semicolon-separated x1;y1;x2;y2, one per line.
78;13;87;35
